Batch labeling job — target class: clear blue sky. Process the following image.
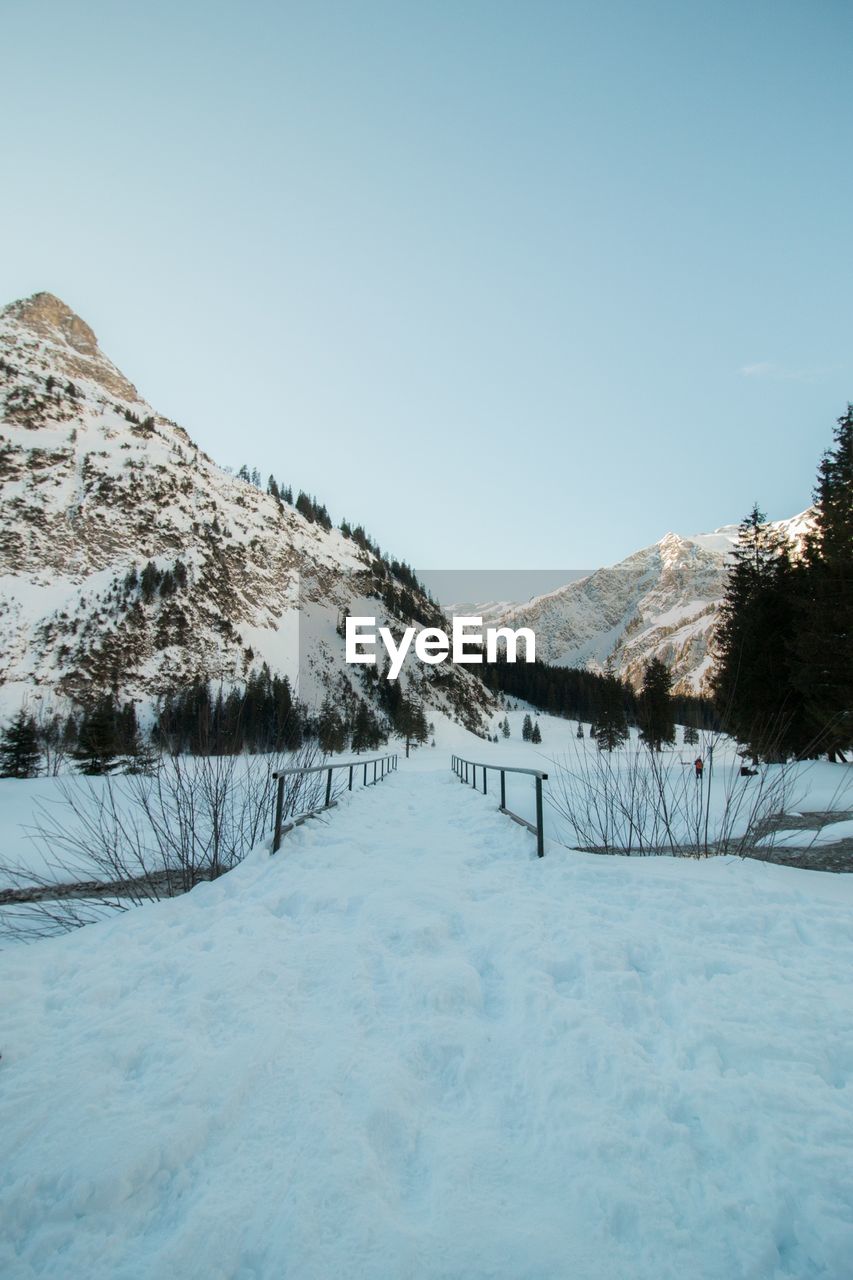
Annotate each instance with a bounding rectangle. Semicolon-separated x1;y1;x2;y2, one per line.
2;0;850;569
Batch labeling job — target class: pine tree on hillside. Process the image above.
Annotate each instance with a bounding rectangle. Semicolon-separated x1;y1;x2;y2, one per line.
522;713;533;742
531;720;542;744
398;697;429;756
590;661;629;751
683;724;699;746
576;722;584;738
712;505;807;761
317;698;348;755
637;658;676;753
0;708;41;778
501;717;510;738
74;695;120;774
351;700;384;753
791;407;853;760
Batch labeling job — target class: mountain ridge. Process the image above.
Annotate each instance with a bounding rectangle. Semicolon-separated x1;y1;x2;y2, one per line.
0;292;493;732
448;512;813;694
2;288;808;717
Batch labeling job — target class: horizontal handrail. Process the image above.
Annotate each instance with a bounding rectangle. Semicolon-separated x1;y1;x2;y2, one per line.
450;755;548;780
272;753;398;852
451;754;548;857
272;754;396;779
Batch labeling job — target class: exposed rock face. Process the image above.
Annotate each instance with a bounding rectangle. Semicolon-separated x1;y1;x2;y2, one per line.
10;293;99;354
467;515;813;695
0;292;494;731
1;292;139;403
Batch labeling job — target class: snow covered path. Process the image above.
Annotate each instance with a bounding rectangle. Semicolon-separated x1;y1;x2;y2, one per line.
2;760;853;1279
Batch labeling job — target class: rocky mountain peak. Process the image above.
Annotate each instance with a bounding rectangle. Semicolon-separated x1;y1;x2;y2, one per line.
3;292;99;355
0;291;139;404
0;290;495;732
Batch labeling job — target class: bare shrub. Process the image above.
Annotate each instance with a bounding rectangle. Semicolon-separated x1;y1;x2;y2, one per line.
547;728;849;858
0;741;324;941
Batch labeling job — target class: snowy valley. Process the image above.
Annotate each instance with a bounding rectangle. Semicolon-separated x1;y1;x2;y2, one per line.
5;6;853;1277
1;292;851;1280
1;713;853;1278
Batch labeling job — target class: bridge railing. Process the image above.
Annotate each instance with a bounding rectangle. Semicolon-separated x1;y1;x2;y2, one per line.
271;753;398;852
451;754;548;857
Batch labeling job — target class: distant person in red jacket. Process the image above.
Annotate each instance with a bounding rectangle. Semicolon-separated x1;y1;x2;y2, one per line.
694;757;704;780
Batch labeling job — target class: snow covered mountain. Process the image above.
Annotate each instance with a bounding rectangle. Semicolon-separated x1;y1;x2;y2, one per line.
0;292;494;729
451;514;813;694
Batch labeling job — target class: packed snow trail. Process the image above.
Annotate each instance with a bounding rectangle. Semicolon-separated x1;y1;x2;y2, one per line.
2;760;853;1279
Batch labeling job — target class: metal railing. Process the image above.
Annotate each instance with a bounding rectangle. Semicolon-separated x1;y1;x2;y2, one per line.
451;754;548;857
272;753;398;852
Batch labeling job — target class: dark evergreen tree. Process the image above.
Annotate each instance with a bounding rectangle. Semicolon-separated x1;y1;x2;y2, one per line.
791;407;853;760
683;724;699;746
317;698;348;754
351;700;372;754
590;661;629;751
0;708;41;778
522;713;533;742
637;658;676;752
120;702;159;773
351;700;385;753
712;506;807;760
398;696;429;755
140;560;159;603
531;720;542;744
74;695;120;774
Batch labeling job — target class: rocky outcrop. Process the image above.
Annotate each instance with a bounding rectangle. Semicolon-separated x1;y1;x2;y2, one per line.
0;292;495;731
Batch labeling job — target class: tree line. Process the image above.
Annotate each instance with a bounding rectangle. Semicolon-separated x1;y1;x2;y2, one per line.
712;407;852;762
481;652;714;742
0;665;432;778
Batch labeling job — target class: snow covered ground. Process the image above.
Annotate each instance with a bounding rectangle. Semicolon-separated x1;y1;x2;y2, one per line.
3;709;849;897
2;743;853;1279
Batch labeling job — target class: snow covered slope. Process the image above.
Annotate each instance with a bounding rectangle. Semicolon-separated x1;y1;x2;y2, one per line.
2;755;852;1277
0;293;493;729
456;514;812;694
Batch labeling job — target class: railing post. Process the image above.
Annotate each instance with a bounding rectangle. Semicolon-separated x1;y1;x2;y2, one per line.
373;760;377;784
273;775;285;853
483;767;487;796
535;775;544;858
348;764;353;791
500;769;506;810
325;767;333;808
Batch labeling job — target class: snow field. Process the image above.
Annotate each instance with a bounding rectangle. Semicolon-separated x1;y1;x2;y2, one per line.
2;759;853;1278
